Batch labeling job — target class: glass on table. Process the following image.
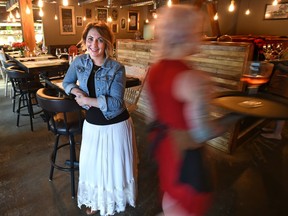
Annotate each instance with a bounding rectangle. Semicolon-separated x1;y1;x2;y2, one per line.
241;61;274;94
42;46;48;55
55;48;61;59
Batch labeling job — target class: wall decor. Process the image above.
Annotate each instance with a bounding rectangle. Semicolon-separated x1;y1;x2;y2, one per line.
59;6;76;35
112;9;118;21
112;23;118;34
264;3;288;20
128;11;139;32
120;18;126;29
76;16;83;27
96;8;108;22
86;8;92;18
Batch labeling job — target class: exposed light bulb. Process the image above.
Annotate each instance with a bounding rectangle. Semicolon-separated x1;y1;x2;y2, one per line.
16;10;20;19
26;5;31;14
63;0;68;6
245;9;250;15
107;16;112;22
145;19;149;23
167;0;172;7
83;16;86;21
228;0;235;12
38;0;43;8
39;8;44;17
9;11;14;19
152;13;157;19
214;12;218;20
54;15;58;20
272;0;278;6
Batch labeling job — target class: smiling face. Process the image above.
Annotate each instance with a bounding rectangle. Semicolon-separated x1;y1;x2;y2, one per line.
81;22;114;65
85;28;106;64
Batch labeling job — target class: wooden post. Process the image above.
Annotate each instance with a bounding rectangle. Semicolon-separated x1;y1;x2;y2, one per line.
18;0;36;55
206;2;221;36
193;0;221;37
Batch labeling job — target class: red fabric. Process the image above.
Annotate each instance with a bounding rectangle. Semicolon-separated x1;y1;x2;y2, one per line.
147;60;212;215
147;60;189;129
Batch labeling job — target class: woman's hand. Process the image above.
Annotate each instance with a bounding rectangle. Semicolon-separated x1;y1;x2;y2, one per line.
74;92;91;108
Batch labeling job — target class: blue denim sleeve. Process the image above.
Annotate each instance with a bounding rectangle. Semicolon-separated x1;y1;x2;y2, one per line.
98;64;126;112
63;60;79;95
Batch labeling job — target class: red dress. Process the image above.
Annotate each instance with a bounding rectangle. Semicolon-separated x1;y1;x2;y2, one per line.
147;59;212;215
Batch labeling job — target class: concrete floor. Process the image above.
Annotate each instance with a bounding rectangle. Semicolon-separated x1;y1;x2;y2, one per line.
1;83;288;216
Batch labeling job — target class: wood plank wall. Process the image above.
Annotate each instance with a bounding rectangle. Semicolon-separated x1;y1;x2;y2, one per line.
117;39;254;117
117;39;255;153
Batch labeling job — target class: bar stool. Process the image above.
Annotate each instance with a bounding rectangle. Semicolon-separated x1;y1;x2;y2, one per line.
5;66;43;131
36;88;84;198
2;59;18;98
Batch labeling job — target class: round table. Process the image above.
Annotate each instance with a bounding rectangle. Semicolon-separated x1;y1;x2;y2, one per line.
212;91;288;119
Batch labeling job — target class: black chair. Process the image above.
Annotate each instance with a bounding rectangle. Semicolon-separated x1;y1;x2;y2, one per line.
1;59;18;98
5;66;43;131
36;88;84;198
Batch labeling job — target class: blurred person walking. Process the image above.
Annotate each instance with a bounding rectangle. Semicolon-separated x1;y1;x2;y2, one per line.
146;5;242;216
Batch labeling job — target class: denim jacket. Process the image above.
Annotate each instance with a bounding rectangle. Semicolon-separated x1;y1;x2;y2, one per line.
63;54;127;120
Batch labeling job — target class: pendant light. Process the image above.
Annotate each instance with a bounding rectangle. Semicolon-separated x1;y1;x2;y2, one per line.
228;0;235;12
54;4;58;20
63;0;68;6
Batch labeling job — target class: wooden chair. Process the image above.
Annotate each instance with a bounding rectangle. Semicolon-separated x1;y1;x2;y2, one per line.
124;66;148;113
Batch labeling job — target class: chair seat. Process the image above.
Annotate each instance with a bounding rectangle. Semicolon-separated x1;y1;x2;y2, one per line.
51;112;84;134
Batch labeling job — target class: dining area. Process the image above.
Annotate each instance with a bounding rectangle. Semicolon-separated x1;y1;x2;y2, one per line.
2;71;288;216
1;0;288;214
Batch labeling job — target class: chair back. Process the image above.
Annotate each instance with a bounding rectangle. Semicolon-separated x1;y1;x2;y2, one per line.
36;88;84;135
124;65;149;113
6;66;41;93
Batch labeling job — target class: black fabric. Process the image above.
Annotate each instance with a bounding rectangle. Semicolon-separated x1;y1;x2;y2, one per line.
179;149;212;193
126;77;141;88
148;120;212;193
86;64;129;125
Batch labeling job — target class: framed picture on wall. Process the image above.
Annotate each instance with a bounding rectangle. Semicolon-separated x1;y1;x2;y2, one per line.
112;23;118;34
112;9;118;21
59;6;76;35
76;16;83;27
120;18;126;30
86;9;92;18
96;8;108;22
264;3;288;20
128;11;139;32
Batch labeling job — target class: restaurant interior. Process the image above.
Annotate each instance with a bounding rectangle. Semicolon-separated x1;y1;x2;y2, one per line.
1;0;288;215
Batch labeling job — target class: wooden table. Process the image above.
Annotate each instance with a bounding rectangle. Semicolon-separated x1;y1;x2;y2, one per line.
7;54;69;75
212;91;288;119
41;75;141;94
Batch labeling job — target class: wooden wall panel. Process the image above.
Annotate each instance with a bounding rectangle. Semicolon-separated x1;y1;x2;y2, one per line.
117;39;255;153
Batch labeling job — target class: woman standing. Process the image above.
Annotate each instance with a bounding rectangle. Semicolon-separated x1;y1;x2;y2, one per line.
147;5;242;216
63;22;137;216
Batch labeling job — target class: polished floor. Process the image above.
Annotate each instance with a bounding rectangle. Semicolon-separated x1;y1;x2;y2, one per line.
1;82;288;216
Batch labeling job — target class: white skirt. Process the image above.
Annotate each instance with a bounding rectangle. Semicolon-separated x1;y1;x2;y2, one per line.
77;118;138;216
